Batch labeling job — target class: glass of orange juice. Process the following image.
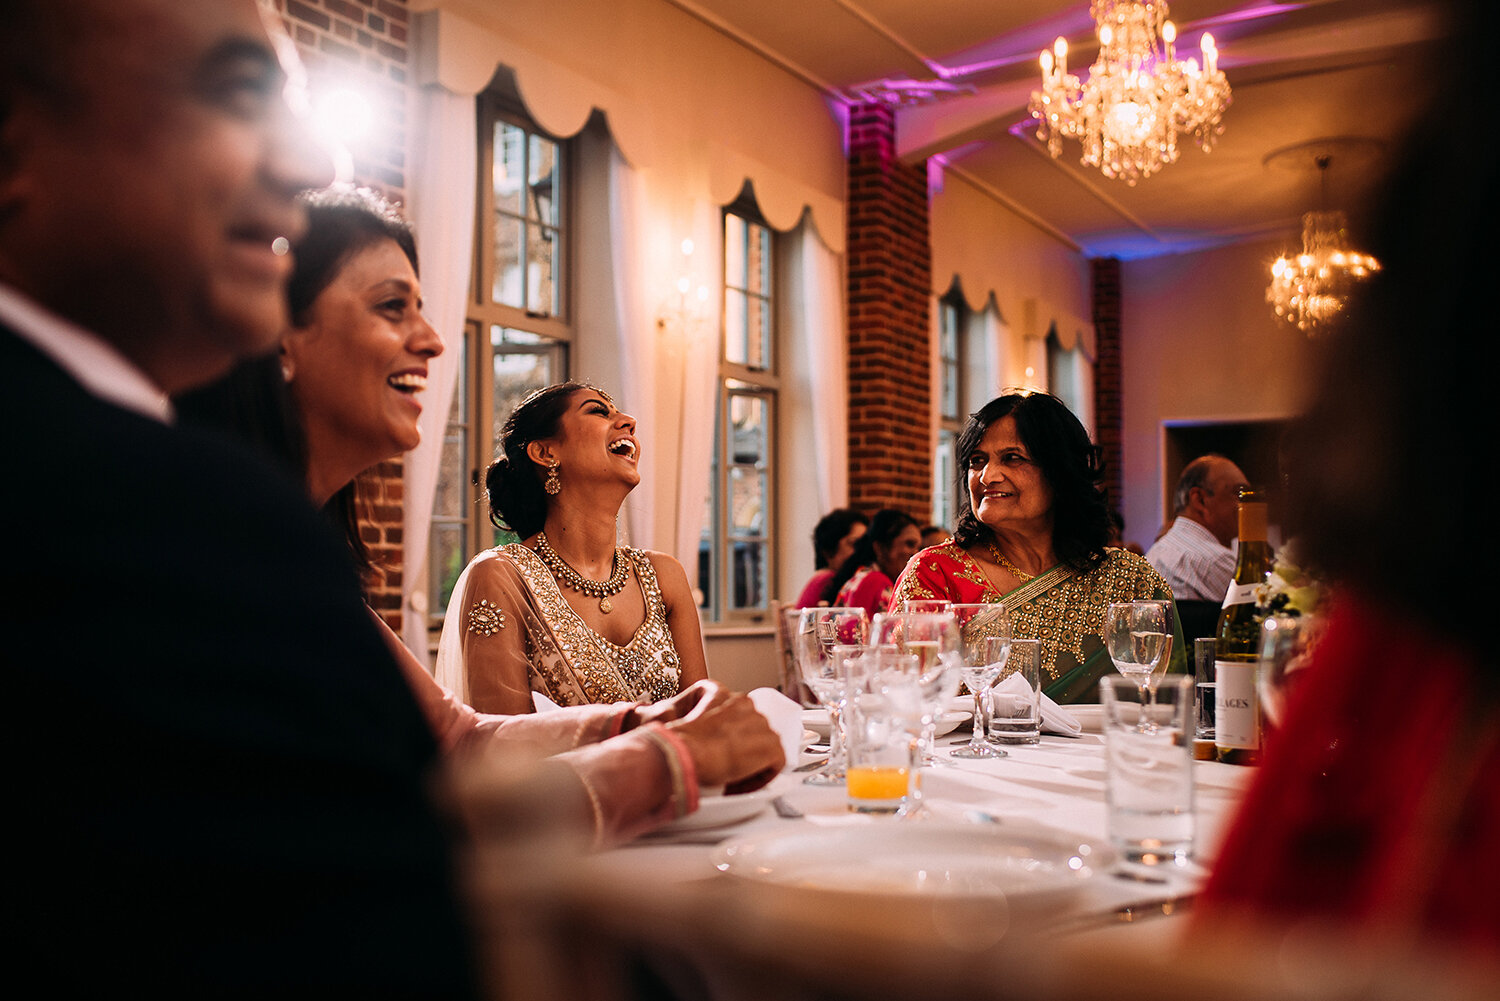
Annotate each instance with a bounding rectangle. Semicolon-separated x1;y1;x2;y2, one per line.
844;652;921;814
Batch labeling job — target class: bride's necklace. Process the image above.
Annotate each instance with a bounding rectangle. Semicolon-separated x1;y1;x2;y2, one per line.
985;541;1036;583
535;532;629;614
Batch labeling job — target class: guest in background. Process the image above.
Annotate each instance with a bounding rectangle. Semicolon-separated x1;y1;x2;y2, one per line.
921;523;952;549
824;508;921;618
893;391;1185;703
438;383;709;714
1196;0;1498;949
1146;454;1249;601
179;187;783;841
795;507;868;607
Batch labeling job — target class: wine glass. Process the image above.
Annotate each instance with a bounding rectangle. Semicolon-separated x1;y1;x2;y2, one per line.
870;611;962;778
1104;601;1169;731
948;603;1011;759
899;599;952;614
1143;600;1176;696
791;606;869;785
1258;613;1323;733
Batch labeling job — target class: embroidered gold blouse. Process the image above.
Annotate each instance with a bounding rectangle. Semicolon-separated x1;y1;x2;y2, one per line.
450;543;683;714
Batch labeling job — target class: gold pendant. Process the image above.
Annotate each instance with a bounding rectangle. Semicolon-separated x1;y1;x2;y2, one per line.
599;595;613;614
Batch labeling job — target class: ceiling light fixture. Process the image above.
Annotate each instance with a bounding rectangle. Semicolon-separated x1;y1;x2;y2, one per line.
1029;1;1231;185
1266;153;1380;334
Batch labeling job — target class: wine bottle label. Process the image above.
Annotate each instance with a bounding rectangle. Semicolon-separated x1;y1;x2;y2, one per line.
1221;581;1258;609
1215;660;1259;750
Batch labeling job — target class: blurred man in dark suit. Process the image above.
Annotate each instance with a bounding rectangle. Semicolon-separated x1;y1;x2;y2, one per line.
0;1;478;994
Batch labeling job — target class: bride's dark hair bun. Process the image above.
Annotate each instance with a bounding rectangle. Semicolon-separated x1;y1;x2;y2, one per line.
485;381;591;539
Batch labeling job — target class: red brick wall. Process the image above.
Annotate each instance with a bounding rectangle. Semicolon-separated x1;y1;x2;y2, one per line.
845;102;933;519
271;0;412;631
1091;258;1123;516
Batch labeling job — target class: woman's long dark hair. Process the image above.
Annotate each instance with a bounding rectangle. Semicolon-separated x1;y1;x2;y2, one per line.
483;381;600;539
951;392;1110;574
175;185;417;584
820;508;916;604
811;508;868;570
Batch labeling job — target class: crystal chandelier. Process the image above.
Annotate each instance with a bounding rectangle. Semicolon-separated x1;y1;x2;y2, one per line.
1029;1;1231;185
1266;156;1380;333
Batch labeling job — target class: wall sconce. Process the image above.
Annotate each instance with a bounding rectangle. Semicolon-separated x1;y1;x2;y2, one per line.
657;238;711;344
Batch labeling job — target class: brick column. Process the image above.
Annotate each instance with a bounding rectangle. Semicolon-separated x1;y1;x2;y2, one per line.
845;102;933;517
276;0;411;631
1091;257;1123;514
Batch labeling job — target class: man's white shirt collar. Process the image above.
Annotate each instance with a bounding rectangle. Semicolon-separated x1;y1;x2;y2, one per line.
0;284;173;423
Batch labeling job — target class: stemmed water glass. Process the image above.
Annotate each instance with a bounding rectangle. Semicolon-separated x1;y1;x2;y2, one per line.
948;603;1012;759
1104;601;1169;731
790;606;870;785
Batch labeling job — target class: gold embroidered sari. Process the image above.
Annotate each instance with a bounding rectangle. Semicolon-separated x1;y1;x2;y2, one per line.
892;544;1188;703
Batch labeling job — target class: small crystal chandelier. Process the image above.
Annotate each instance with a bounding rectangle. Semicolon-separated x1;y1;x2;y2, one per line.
1266;155;1380;333
1029;1;1231;185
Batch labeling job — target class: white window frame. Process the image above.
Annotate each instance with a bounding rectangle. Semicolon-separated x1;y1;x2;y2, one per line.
426;95;573;642
702;198;778;623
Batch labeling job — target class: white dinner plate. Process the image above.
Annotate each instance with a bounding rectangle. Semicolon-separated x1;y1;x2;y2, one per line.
714;821;1111;898
1066;704;1104;733
805;707;970;739
801;708;832;739
654;789;773;834
946;695;977;716
931;709;972;737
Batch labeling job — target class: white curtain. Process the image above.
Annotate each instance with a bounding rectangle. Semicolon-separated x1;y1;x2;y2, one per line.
777;214;848;593
786;216;848;514
672;204;723;587
969;301;1009;404
400;84;478;665
572;126;659;551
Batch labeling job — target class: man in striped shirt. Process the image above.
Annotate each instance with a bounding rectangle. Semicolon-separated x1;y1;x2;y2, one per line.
1146;455;1250;602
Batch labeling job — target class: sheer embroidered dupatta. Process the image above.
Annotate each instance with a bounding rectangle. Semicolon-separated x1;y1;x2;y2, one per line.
436;545;681;713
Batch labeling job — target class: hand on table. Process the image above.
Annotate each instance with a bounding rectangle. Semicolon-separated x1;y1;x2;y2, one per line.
622;679;727;731
664;685;785;794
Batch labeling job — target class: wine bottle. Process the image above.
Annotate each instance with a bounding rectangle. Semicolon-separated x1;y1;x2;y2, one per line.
1214;487;1273;765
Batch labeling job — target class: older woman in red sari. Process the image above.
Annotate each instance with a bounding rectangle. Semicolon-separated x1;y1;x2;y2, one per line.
893;391;1186;703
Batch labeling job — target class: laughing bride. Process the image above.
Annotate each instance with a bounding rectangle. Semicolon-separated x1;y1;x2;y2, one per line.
436;382;709;713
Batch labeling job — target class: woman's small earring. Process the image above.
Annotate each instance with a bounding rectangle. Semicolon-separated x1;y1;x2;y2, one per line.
544;461;561;495
280;361;293;383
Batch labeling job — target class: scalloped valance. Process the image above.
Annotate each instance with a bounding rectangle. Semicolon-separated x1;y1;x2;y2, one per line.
411;6;845;252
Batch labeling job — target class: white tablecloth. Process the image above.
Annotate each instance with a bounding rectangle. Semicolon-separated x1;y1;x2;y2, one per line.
593;727;1255;936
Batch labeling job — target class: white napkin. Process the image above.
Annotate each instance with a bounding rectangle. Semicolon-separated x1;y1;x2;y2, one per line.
989;673;1081;737
532;691;561;713
748;686;806;771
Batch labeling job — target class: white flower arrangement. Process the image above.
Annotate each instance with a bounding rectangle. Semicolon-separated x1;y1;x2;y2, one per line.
1255;556;1325;619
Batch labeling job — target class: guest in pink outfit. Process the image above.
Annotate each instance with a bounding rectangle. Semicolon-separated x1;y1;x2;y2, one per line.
824;508;921;618
795;508;868;607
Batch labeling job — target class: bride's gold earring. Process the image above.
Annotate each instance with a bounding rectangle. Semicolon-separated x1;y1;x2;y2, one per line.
544;460;561;495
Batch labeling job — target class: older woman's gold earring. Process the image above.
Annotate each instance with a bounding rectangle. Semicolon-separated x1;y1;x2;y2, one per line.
544;460;561;495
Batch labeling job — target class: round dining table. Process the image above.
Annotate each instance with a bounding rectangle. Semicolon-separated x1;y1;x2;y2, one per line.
597;712;1255;933
458;710;1500;1001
